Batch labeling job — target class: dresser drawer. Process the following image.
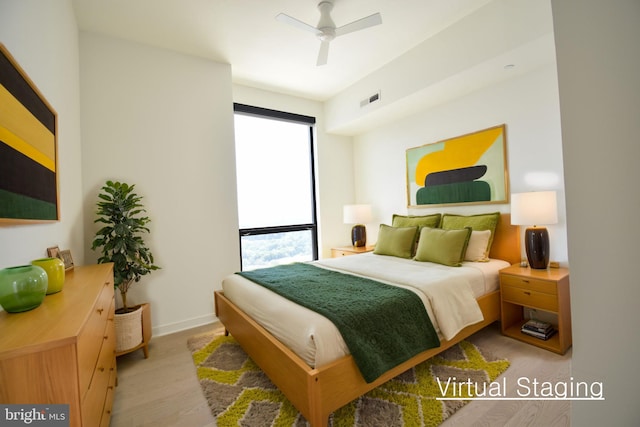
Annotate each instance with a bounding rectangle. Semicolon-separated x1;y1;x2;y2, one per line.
82;323;116;427
501;285;558;311
78;280;114;396
99;364;117;427
501;274;557;295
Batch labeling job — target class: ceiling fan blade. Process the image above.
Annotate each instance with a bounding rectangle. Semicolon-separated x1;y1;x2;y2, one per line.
335;13;382;37
317;40;330;66
276;13;321;35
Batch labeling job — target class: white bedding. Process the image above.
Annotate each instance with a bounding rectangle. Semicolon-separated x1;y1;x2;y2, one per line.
221;253;509;368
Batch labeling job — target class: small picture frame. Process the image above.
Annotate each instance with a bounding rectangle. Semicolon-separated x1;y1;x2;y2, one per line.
60;249;74;271
47;246;60;259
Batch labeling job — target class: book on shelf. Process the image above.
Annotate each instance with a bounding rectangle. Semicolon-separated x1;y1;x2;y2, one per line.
521;326;557;340
522;319;553;334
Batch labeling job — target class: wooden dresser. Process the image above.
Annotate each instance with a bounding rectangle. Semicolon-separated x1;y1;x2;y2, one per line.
0;264;117;427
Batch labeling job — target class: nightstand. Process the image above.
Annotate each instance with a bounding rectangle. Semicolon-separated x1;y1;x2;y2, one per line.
499;264;571;354
331;245;375;258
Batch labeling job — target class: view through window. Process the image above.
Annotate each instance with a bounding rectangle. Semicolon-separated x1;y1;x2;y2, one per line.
233;104;318;270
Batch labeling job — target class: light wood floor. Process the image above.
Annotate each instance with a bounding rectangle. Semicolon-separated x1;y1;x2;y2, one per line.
110;322;571;426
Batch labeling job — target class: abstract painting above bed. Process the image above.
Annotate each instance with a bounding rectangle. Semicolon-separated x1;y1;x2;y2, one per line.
406;125;508;208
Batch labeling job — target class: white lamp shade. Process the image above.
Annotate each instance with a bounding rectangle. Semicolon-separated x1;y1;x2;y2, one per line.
511;191;558;226
343;204;373;224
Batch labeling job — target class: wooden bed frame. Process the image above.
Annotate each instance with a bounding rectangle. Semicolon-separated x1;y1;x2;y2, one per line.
214;214;520;426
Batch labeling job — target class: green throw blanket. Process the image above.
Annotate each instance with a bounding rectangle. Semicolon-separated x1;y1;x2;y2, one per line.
237;263;440;383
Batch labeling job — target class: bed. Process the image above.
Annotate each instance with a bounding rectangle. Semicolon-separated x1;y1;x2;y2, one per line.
214;213;520;426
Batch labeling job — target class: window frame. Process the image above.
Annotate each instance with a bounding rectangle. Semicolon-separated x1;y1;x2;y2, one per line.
233;103;319;270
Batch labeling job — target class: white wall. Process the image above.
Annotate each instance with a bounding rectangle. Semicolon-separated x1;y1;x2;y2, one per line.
79;33;238;335
552;0;640;424
0;1;85;269
324;0;556;136
352;63;568;264
232;85;355;258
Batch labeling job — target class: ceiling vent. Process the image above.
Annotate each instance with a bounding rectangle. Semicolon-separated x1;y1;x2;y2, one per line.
360;91;381;108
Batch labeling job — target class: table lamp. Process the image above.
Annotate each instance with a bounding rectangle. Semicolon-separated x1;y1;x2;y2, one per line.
343;204;372;247
511;191;558;269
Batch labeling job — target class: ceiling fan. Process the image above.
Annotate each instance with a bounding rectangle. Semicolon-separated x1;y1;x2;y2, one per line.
276;1;382;66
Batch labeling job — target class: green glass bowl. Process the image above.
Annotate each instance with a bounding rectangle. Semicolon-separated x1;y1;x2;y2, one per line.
0;265;48;313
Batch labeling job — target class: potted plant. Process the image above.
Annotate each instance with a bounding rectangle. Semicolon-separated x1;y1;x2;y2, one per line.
92;180;160;357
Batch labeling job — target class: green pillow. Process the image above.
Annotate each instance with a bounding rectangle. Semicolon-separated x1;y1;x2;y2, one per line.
392;213;442;250
391;213;441;229
373;225;418;259
414;227;472;266
440;212;500;256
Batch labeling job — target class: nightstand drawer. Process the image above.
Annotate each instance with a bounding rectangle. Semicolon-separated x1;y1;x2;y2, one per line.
501;274;557;295
331;249;354;257
331;245;375;258
501;286;558;311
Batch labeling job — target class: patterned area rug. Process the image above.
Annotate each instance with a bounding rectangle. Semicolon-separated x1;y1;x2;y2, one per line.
187;332;509;426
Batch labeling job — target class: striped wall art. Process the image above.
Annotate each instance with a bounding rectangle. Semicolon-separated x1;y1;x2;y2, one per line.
0;44;58;223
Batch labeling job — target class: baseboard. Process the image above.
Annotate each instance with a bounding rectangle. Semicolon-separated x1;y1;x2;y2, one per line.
153;313;218;337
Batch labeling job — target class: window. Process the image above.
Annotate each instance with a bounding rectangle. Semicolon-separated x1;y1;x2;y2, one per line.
233;104;318;271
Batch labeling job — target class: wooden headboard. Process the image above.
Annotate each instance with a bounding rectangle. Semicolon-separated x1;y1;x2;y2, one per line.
489;213;520;265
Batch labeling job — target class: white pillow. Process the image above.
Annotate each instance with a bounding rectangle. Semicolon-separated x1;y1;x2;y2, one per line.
464;230;492;262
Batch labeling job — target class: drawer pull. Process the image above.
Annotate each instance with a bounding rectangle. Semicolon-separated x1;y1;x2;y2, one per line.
522;279;530;283
104;335;109;340
524;291;531;296
99;367;105;372
97;308;104;314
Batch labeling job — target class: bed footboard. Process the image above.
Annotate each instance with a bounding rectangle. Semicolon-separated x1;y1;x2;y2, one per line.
214;291;325;423
214;289;501;427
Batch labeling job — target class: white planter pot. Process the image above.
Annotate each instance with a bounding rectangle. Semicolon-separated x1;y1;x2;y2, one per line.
114;306;143;352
